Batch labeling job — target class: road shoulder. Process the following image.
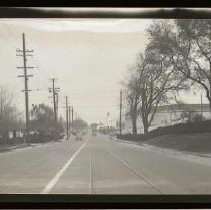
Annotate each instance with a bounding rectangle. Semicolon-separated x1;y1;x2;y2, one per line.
107;135;211;167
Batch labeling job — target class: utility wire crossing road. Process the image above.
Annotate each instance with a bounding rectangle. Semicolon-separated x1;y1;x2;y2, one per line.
0;134;211;194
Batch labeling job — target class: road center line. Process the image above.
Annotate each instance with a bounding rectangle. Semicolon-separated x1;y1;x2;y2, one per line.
40;141;87;194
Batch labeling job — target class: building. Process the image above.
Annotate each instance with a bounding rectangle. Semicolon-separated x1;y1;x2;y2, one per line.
124;104;211;134
98;125;116;134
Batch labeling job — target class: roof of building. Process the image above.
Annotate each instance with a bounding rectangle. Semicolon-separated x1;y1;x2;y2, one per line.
157;104;210;112
125;103;210;117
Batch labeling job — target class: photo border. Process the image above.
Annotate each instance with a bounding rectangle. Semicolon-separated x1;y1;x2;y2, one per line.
0;5;211;209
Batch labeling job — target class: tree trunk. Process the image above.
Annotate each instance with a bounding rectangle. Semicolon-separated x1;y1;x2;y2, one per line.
143;124;148;134
208;81;211;116
143;118;149;134
209;99;211;116
132;114;137;135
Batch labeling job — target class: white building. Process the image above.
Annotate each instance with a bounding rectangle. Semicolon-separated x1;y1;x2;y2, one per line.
124;104;211;134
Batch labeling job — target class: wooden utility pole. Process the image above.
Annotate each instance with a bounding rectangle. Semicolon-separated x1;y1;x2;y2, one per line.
68;105;71;133
56;92;59;121
52;78;57;122
65;96;69;140
71;106;74;131
72;106;74;124
49;78;60;124
119;90;122;135
16;33;34;142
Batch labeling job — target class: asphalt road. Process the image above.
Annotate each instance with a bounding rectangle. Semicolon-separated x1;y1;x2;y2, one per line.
0;133;211;194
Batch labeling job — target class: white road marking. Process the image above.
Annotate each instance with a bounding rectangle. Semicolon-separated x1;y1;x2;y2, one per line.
40;141;87;194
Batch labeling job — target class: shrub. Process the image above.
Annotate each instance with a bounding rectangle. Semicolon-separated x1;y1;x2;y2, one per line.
192;113;206;122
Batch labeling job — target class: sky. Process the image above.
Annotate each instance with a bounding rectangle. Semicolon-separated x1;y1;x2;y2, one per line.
0;18;207;125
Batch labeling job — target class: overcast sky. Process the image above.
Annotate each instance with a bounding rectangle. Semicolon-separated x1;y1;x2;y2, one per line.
0;19;207;125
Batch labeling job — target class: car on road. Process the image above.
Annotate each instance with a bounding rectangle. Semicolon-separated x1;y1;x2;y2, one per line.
92;129;97;136
75;134;82;141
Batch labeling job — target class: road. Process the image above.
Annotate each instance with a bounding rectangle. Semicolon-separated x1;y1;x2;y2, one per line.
0;133;211;194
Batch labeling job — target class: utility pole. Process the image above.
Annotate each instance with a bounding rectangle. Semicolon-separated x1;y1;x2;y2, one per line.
52;78;57;123
65;96;69;140
72;106;74;123
16;33;34;142
71;106;74;131
68;105;71;135
49;78;60;124
56;92;59;118
119;90;122;135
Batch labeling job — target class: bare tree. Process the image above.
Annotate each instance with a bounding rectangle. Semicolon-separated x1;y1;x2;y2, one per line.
134;22;186;133
136;50;169;133
149;20;211;112
175;20;211;112
124;20;187;134
124;69;141;134
0;86;20;134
